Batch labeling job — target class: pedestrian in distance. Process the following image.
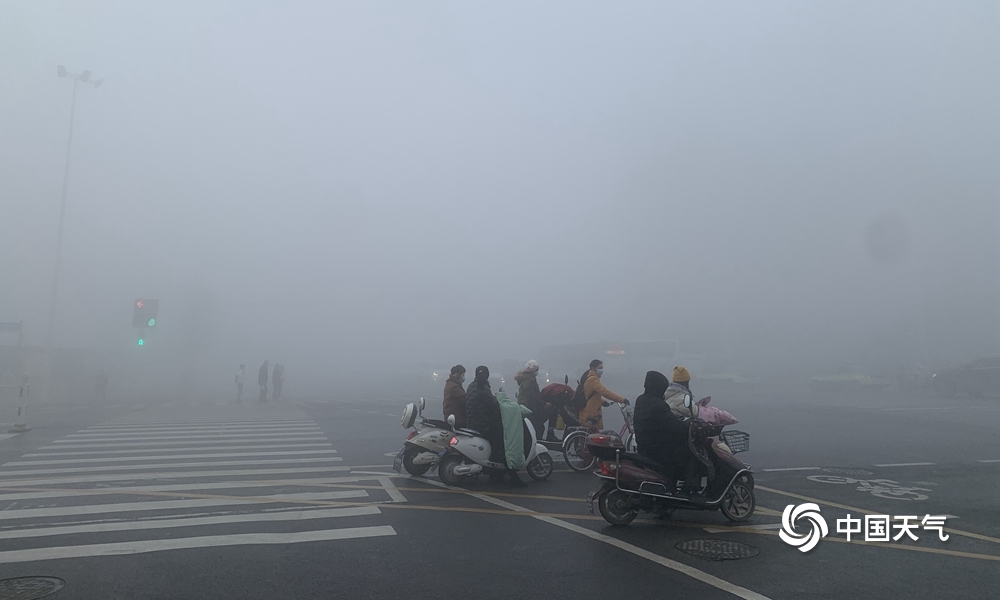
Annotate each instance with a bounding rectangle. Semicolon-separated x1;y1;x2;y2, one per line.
258;360;269;403
273;364;284;401
235;364;246;403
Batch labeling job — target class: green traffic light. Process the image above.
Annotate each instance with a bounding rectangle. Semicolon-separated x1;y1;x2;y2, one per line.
147;318;156;327
137;338;144;346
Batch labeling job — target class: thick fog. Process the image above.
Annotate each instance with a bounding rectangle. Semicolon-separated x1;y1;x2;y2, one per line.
1;2;998;398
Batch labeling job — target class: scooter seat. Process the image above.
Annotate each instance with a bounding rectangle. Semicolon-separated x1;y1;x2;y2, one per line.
622;452;669;474
455;427;481;437
424;419;451;430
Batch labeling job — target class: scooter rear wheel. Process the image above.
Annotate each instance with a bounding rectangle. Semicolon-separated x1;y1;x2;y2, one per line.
527;453;553;481
598;488;637;526
402;446;431;477
563;432;597;472
438;453;467;487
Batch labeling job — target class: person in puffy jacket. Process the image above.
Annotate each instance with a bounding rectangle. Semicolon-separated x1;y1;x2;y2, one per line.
443;365;468;428
665;366;699;419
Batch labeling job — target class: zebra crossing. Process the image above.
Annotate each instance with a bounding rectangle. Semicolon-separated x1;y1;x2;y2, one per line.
0;406;399;564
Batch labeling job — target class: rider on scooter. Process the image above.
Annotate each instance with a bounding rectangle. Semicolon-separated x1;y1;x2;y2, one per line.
633;370;706;502
465;365;524;486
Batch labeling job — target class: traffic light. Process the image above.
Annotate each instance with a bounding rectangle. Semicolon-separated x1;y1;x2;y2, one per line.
132;299;159;328
137;338;144;346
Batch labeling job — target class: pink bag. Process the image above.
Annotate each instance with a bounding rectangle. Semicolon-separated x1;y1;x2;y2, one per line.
696;396;738;426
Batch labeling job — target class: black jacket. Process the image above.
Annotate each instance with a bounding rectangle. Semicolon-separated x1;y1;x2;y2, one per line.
465;378;505;464
465;378;499;434
633;371;690;469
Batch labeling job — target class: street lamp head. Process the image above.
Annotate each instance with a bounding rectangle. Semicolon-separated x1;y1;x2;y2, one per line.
79;70;91;82
57;65;67;78
93;79;103;89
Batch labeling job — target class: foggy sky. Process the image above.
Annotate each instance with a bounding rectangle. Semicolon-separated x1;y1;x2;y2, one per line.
2;1;998;394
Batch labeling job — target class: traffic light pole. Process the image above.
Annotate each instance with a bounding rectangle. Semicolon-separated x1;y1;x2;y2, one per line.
41;77;79;408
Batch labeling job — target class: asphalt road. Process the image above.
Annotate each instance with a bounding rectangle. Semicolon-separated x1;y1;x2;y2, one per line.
0;383;997;600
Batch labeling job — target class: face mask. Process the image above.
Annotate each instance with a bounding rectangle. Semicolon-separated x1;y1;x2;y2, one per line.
460;374;466;384
596;368;604;377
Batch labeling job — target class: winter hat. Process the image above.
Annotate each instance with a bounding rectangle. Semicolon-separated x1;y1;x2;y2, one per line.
524;360;540;373
475;366;490;381
672;366;691;383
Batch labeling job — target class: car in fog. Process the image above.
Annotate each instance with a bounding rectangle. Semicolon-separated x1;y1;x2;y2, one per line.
810;366;891;393
932;356;1000;397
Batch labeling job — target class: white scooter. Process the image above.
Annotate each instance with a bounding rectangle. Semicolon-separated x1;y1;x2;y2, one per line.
437;413;554;485
393;398;454;476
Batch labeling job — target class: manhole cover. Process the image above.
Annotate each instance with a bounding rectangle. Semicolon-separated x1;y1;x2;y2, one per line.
0;577;65;600
675;540;759;561
822;467;874;476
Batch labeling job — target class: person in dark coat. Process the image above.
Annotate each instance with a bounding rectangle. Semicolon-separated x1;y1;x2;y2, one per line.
464;365;509;483
516;360;551;441
258;361;269;402
633;370;703;500
443;365;468;427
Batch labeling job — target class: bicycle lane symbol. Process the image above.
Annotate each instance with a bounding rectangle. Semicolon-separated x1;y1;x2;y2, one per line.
807;475;932;501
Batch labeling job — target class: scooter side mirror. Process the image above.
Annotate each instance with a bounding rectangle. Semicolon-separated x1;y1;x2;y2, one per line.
418;397;426;413
447;414;456;427
565;375;569;385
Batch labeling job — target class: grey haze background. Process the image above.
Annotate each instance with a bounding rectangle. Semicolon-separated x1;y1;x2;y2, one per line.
1;1;998;397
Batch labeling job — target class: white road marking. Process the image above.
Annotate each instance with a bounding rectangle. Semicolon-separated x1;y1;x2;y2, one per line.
0;457;344;477
704;523;784;533
63;429;324;439
0;490;369;521
979;459;1000;463
762;467;821;472
0;476;368;502
417;478;770;600
44;437;329;449
0;466;351;488
377;477;407;503
7;449;339;466
29;443;332;456
0;506;382;540
0;526;397;564
81;421;318;435
57;431;324;442
872;462;936;467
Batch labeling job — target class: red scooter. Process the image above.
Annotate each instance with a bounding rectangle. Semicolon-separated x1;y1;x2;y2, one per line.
586;397;755;524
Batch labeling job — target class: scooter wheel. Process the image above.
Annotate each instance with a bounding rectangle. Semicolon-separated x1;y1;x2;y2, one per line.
721;481;755;522
526;453;553;481
437;453;467;486
563;432;597;473
598;488;637;526
402;446;431;477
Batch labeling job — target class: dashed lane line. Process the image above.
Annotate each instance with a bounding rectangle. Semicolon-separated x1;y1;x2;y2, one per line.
872;462;936;467
762;467;821;472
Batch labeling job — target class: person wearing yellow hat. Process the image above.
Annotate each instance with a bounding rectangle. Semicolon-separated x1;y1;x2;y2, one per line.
665;366;698;419
665;365;706;499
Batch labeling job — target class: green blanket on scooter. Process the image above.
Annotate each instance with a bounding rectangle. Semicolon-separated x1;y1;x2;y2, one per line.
496;389;532;470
